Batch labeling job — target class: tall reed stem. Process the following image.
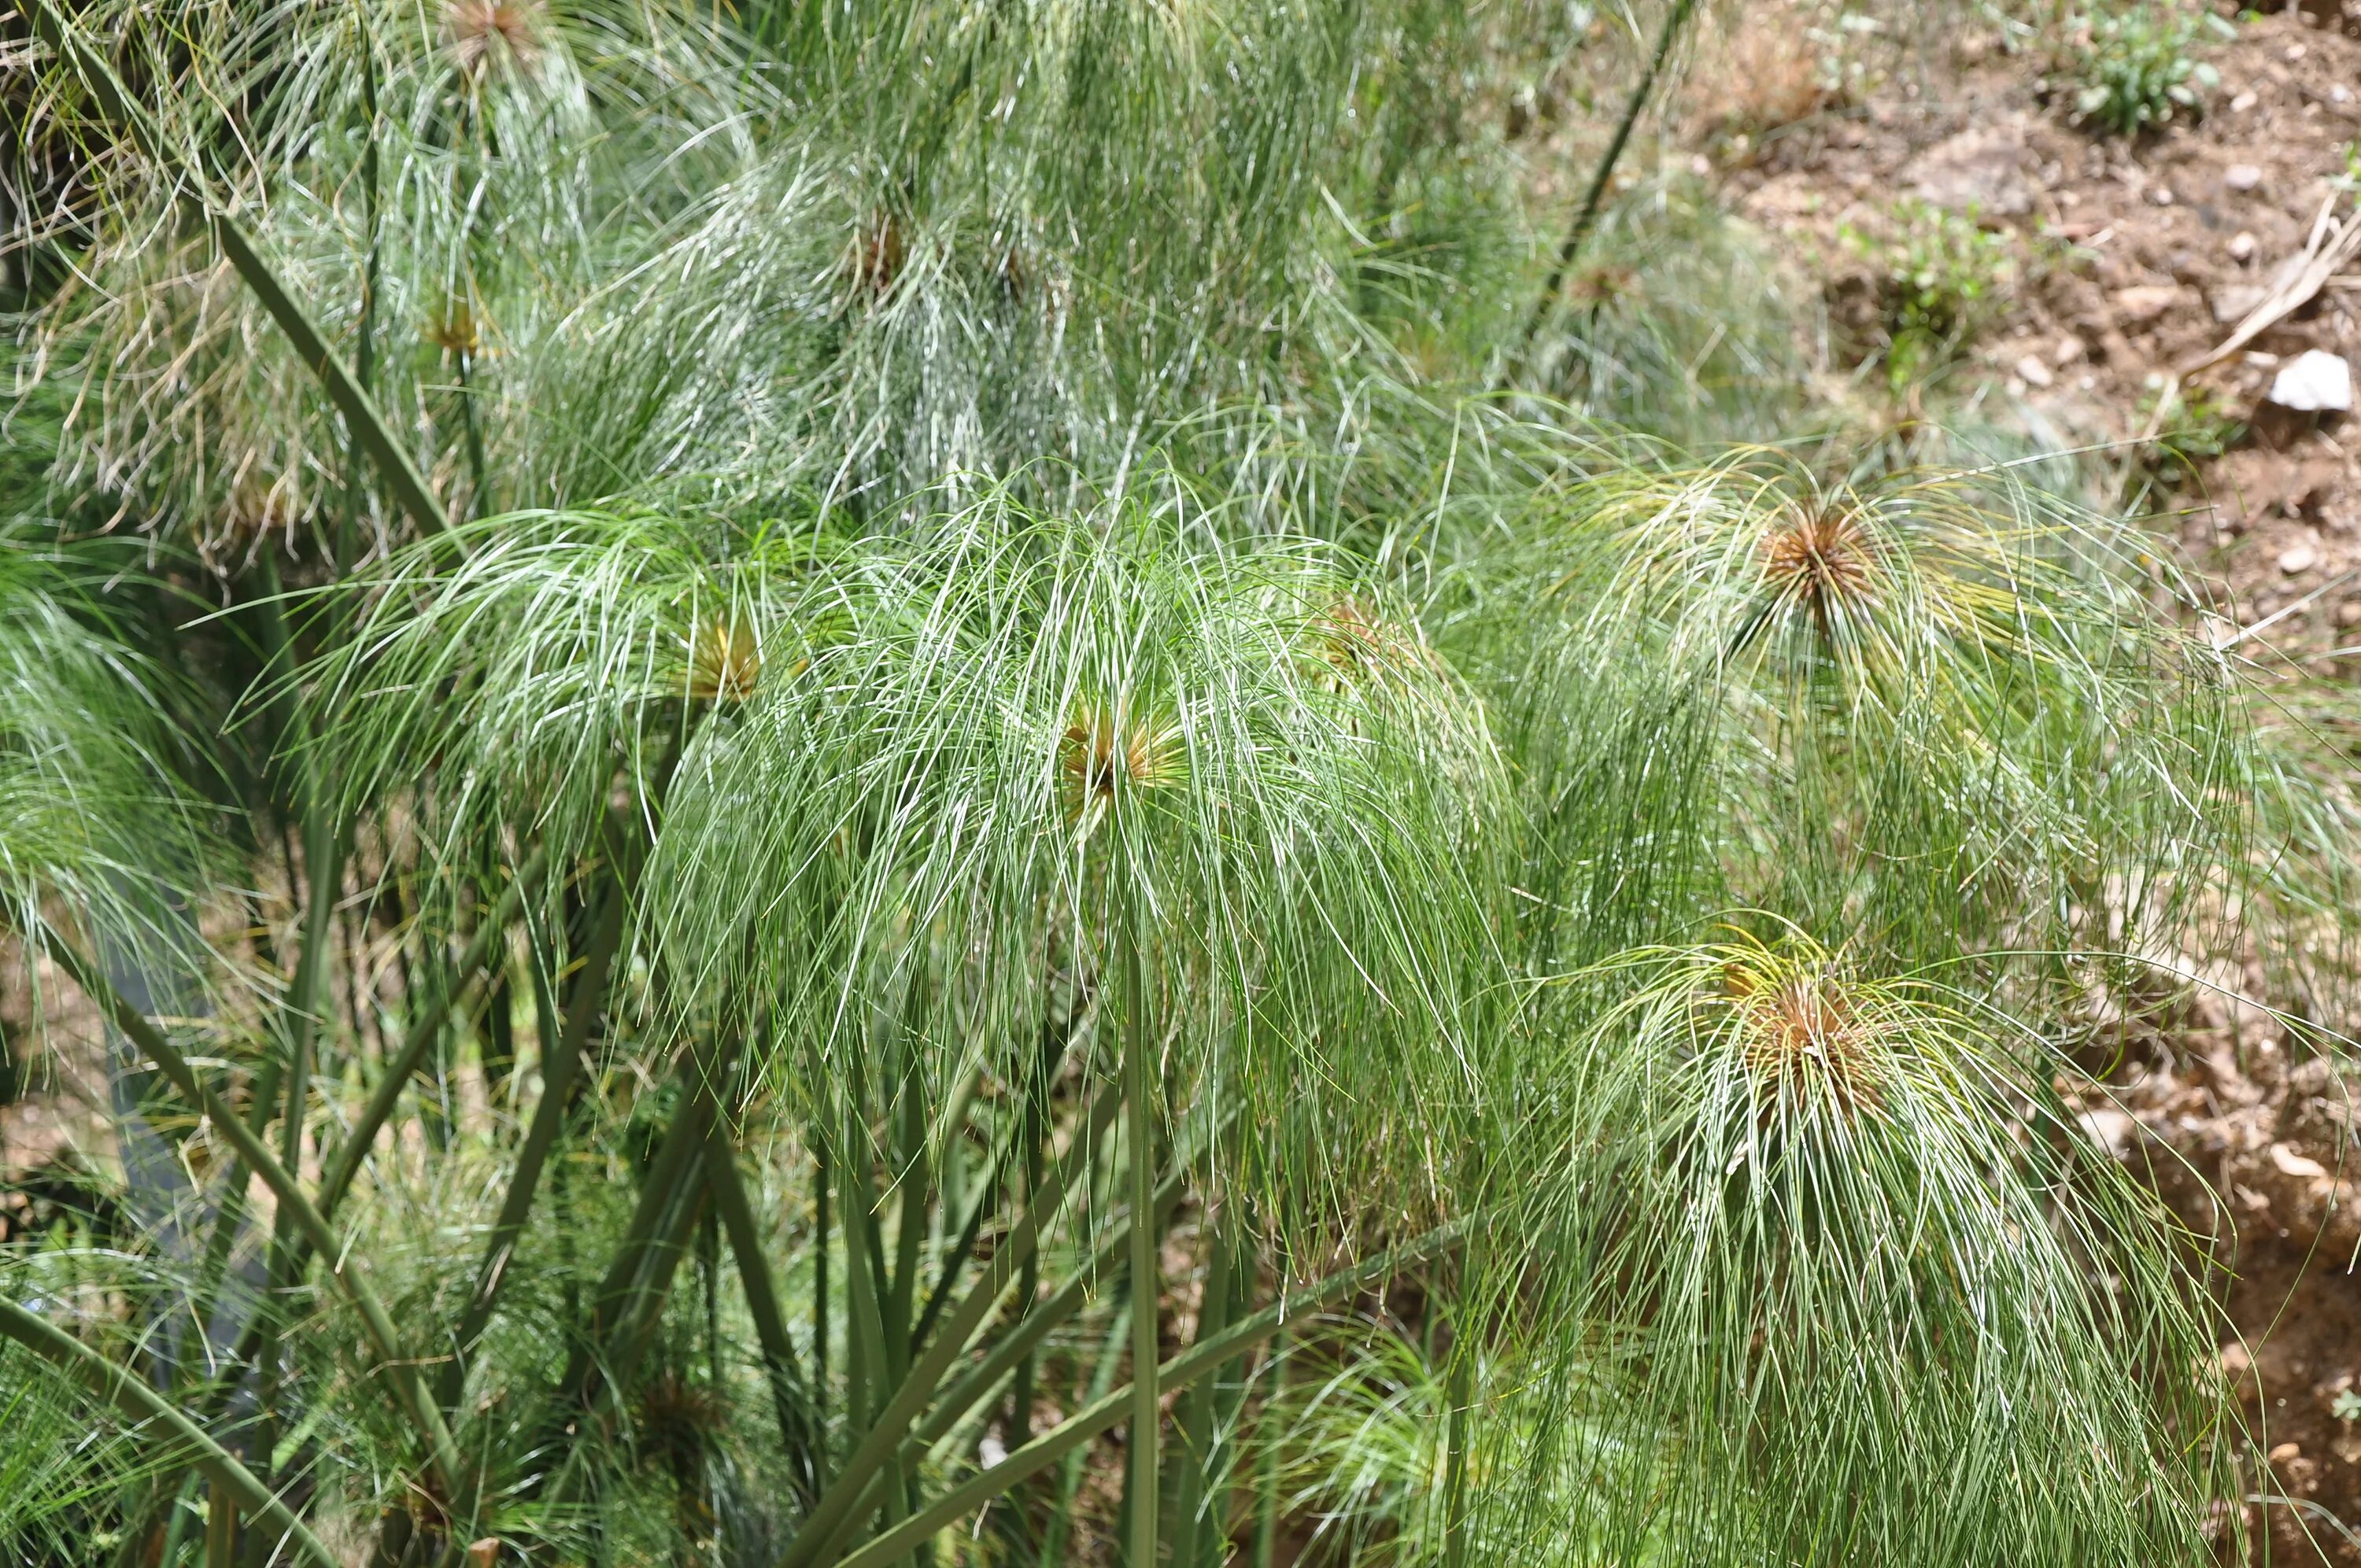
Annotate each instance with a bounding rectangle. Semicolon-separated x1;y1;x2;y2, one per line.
1125;905;1158;1568
1517;0;1701;352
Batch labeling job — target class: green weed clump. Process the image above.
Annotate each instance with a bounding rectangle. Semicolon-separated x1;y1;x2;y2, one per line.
2067;4;2226;137
1842;200;2019;388
2143;382;2247;482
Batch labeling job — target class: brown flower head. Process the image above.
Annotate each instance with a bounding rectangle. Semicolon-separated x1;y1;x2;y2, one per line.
424;297;485;360
1725;961;1881;1119
1565;263;1638;311
1314;596;1434;687
685;620;760;703
1060;703;1183;821
634;1371;726;1481
1761;499;1877;633
443;0;545;79
849;211;907;301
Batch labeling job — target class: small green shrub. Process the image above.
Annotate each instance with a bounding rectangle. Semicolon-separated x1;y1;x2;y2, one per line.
2142;382;2245;481
1842;200;2019;388
2068;4;2226;137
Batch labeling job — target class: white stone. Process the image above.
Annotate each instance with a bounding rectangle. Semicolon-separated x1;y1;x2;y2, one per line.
2148;186;2175;206
2230;90;2258;113
2229;231;2258;263
2279;541;2321;575
2212;285;2267;323
2268;350;2355;413
1899;124;2036;217
2081;1108;2137;1158
2269;1143;2330;1179
2013;353;2054;388
2113;283;2182;323
2053;335;2086;365
2225;164;2263;193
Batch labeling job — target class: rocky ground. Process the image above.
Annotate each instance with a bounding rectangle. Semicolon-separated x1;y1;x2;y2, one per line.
1713;1;2361;653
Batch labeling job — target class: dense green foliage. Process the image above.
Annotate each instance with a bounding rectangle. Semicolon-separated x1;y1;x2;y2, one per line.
0;2;2349;1566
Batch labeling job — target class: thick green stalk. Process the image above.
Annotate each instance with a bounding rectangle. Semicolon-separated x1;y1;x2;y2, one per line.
552;1055;724;1409
1252;1323;1284;1568
245;784;342;1562
314;852;547;1219
833;1222;1469;1568
1038;1290;1132;1568
915;1161;1186;1454
887;1046;926;1379
802;1142;1195;1562
1207;1236;1256;1566
456;350;492;521
606;1167;713;1391
1125;921;1158;1568
1007;1140;1043;1444
706;1124;822;1503
1005;994;1077;1442
0;1300;342;1568
842;1098;882;1442
24;0;449;537
206;1484;235;1568
38;928;467;1503
1169;1207;1236;1568
1515;0;1701;353
777;1086;1121;1568
158;1473;201;1568
336;8;383;571
815;1138;831;1430
1443;1348;1472;1568
436;881;623;1408
1443;1236;1479;1568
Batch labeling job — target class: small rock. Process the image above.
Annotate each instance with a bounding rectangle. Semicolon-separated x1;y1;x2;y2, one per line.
2222;1342;2255;1375
2270;1441;2304;1465
2278;541;2322;575
2081;1108;2137;1157
2013;353;2055;388
1899;123;2036;217
2225;164;2263;193
2228;230;2258;263
2268;350;2355;413
2270;1142;2331;1177
2112;283;2182;323
2337;85;2354;105
2148;186;2175;206
2053;335;2086;365
2212;284;2267;324
2337;600;2361;628
2287;43;2309;62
